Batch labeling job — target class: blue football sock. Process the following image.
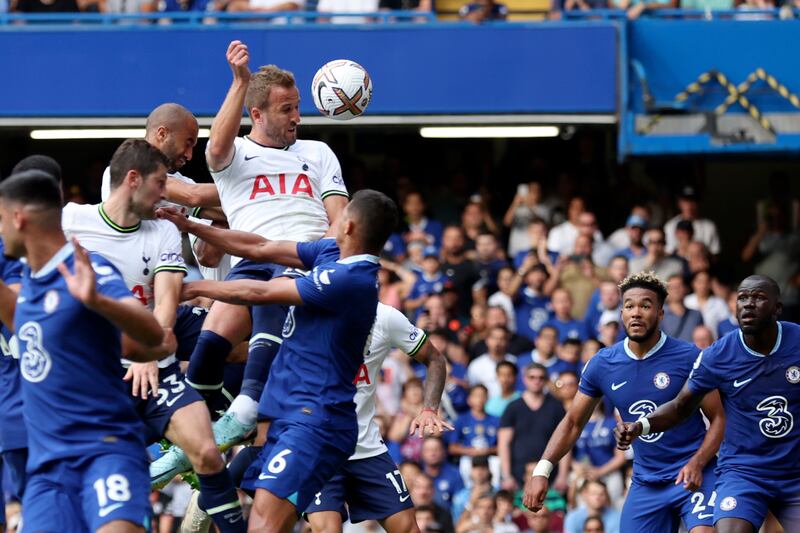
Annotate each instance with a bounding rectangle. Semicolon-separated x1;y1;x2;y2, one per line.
197;468;246;533
187;331;233;391
241;305;287;401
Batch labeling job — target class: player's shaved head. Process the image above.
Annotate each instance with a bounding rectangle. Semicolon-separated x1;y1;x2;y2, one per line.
345;190;398;254
145;103;196;137
738;275;780;299
11;154;63;185
737;275;782;334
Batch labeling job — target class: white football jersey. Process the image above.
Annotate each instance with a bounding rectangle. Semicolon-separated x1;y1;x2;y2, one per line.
102;167;234;281
352;303;427;460
209;136;348;264
62;202;188;367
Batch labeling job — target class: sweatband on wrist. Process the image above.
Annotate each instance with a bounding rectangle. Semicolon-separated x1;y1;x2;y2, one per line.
532;460;553;478
639;417;651;436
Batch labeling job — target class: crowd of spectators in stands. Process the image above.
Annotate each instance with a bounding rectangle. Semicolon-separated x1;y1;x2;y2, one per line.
139;180;800;532
4;0;799;25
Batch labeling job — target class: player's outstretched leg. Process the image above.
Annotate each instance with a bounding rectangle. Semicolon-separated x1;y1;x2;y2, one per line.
222;304;288;435
186;302;251;415
166;402;245;533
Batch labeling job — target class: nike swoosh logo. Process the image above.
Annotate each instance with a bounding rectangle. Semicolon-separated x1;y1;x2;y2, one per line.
733;378;753;388
98;503;124;518
697;513;713;519
244;155;259;161
259;474;277;480
611;381;628;391
164;393;185;407
399;494;411;502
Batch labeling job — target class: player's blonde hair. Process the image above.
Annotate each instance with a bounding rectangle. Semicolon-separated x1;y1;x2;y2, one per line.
245;65;297;114
618;271;668;306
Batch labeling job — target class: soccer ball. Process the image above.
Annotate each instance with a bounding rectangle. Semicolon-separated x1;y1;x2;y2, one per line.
311;60;373;121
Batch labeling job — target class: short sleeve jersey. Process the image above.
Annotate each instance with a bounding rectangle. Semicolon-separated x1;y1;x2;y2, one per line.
579;333;707;483
352;303;427;460
688;322;800;478
209;137;348;261
259;239;379;432
14;244;147;473
62;203;187;309
0;241;26;452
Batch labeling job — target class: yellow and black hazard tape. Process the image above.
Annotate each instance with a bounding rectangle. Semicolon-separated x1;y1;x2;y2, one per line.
637;67;800;136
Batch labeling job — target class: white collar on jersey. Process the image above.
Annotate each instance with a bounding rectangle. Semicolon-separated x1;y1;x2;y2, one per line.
623;331;667;361
738;321;782;358
338;254;380;265
31;241;74;279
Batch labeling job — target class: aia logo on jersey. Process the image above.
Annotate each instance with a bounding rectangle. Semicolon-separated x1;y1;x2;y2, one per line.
250;174;313;200
282;307;296;338
353;363;371;386
653;372;670;390
786;366;800;384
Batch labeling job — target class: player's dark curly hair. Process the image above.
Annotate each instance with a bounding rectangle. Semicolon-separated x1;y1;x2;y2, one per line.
618;271;668;307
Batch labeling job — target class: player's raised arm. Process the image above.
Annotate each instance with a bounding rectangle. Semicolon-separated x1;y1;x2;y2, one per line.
182;277;304;307
675;389;725;491
615;382;707;450
522;391;601;512
58;237;164;350
207;40;251;173
158;206;304;268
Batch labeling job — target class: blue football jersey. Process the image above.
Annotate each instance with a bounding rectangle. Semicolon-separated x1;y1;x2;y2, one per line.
580;333;707;483
514;287;552;341
688;321;800;478
259;239;379;431
0;240;26;453
449;412;499;449
544;317;588;343
574;416;617;467
14;243;147;473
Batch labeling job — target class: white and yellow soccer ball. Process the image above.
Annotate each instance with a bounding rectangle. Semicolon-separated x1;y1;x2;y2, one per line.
311;60;373;121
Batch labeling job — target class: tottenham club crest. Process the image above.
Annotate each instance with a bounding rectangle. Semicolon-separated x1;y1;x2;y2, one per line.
786;366;800;384
653;372;670;390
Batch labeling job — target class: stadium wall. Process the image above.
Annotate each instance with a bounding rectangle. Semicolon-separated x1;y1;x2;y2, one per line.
0;23;617;117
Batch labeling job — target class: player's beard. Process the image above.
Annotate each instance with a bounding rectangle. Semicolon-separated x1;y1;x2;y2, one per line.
129;198;156;220
265;122;298;147
624;320;659;344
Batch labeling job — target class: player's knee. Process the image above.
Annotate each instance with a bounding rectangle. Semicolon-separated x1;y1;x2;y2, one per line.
382;510;420;533
187;440;224;474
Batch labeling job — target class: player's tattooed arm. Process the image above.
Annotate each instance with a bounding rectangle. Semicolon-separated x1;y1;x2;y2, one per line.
523;391;600;511
409;339;454;438
0;280;20;332
615;382;707;450
207;40;251;173
165;180;221;208
158;206;305;268
676;389;725;491
182;277;304;307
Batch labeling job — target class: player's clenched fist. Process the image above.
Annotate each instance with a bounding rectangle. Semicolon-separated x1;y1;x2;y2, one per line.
226;40;250;82
523;475;549;512
614;421;642;450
